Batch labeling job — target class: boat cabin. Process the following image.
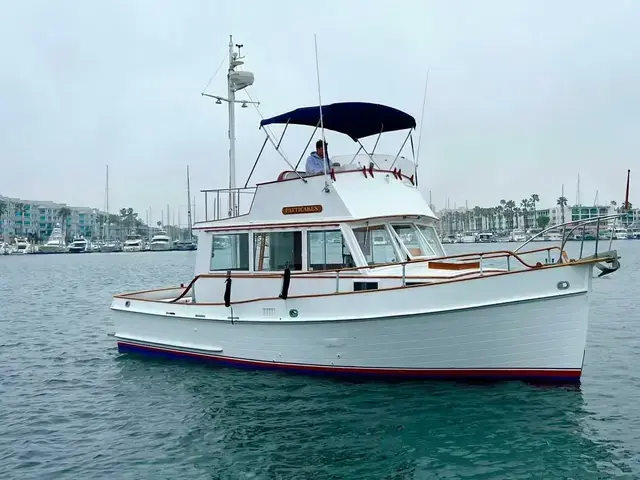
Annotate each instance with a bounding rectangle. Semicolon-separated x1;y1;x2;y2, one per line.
193;102;445;278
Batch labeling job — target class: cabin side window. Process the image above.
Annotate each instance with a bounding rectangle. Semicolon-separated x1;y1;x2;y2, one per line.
307;230;355;271
352;225;399;266
210;233;249;271
253;231;302;271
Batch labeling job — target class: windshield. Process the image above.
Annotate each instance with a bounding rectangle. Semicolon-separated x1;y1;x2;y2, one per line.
391;224;433;257
415;224;445;257
352;225;399;265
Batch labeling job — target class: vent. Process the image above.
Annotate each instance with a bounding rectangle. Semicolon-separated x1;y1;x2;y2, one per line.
353;282;378;291
262;308;276;317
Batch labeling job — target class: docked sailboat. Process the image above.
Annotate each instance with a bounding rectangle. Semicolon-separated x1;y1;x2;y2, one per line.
39;224;67;253
110;38;621;383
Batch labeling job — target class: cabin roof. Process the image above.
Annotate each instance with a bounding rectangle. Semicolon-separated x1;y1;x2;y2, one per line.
259;102;416;141
194;169;437;231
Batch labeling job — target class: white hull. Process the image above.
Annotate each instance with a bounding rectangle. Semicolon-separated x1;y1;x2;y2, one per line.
39;244;66;253
123;245;142;252
112;262;593;382
150;243;172;251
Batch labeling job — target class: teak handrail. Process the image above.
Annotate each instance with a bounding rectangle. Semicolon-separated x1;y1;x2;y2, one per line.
166;246;563;304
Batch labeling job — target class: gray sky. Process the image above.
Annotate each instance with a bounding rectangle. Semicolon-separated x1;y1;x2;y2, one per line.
1;0;638;224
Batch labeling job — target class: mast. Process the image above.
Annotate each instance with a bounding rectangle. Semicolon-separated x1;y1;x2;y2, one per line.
186;165;192;238
227;36;236;216
105;165;109;240
201;35;258;219
624;169;631;210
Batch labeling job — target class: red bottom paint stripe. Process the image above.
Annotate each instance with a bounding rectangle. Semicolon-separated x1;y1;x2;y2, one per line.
116;341;582;382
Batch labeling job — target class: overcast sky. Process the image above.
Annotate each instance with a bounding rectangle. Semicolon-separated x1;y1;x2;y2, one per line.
1;0;638;224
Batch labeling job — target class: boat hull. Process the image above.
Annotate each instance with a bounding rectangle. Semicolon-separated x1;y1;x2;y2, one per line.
150;243;172;251
111;263;594;383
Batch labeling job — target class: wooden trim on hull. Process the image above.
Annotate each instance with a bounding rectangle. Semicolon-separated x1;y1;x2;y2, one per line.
116;341;582;384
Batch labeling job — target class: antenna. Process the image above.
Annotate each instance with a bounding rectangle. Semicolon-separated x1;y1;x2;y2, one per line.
201;35;259;218
313;34;329;192
576;173;580;206
415;70;430;186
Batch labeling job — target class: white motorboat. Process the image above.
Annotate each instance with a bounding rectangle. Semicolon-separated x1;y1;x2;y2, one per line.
150;231;172;251
39;224;67;253
100;241;122;252
11;237;34;254
122;234;143;252
110;38;621;384
509;229;527;242
68;235;89;253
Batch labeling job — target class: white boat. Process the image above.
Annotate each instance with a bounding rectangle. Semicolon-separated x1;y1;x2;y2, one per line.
150;231;172;251
476;232;495;243
100;241;122;252
122;234;143;252
10;237;34;254
39;224;67;253
457;232;476;244
68;235;89;253
543;232;563;242
609;226;629;240
110;38;621;384
509;229;527;242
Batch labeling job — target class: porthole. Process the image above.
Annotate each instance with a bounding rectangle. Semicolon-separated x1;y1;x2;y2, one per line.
289;309;298;318
557;281;570;290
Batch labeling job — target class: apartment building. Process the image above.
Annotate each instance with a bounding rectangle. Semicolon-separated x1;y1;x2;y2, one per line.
0;195;106;241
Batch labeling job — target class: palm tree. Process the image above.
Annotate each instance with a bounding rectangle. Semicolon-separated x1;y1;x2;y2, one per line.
557;196;568;224
473;206;482;231
520;199;529;229
495;205;504;231
530;194;539;222
108;214;120;240
57;207;72;240
513;205;521;229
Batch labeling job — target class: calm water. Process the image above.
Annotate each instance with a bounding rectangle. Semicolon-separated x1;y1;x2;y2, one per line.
1;242;640;479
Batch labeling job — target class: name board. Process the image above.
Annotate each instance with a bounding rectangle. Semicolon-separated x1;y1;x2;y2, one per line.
282;204;323;215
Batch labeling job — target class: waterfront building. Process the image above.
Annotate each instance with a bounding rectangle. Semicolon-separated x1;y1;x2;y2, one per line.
0;195;106;241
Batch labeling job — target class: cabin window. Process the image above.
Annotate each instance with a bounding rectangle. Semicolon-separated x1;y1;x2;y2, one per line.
415;224;445;257
391;224;433;257
352;225;399;266
253;231;302;271
307;230;355;271
210;233;249;271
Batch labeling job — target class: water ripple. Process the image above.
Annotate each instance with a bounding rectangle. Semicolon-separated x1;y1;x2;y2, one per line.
1;245;639;479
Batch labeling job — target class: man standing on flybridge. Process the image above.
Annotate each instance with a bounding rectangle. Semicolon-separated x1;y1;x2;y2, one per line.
305;139;332;174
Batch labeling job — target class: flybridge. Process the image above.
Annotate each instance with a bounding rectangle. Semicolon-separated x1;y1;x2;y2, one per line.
200;102;422;224
198;37;423;225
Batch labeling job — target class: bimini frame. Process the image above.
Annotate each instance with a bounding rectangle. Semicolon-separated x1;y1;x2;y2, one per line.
243;102;419;188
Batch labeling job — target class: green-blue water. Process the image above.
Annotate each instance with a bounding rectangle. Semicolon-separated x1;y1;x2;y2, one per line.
1;242;639;479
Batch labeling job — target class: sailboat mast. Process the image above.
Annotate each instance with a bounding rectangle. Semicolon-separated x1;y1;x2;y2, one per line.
186;165;193;237
105;165;109;239
624;169;631;210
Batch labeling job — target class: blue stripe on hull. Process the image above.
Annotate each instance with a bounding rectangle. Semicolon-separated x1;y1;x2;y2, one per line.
117;341;582;384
